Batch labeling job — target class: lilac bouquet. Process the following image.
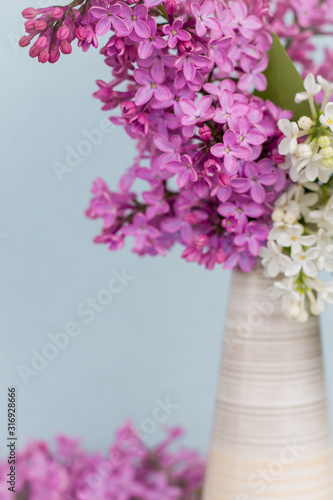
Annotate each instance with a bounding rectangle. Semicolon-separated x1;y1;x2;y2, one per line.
19;0;333;320
0;424;204;499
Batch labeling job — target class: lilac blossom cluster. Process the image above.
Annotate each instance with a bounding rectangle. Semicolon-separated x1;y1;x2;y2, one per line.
0;424;204;500
261;75;333;320
83;0;292;272
19;0;333;274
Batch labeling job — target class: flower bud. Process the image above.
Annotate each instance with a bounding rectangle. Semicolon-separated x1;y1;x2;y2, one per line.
204;159;220;177
310;303;320;315
179;40;195;54
121;101;137;117
35;35;48;50
217;171;231;187
199;126;211;142
272;208;284;222
284;211;298;224
318;135;330;148
60;41;72;54
19;36;31;48
57;25;70;41
288;302;300;318
272;152;285;164
38;50;50;64
129;113;148;137
297;309;309;323
297;116;313;130
164;0;177;14
51;7;64;19
184;213;200;225
296;143;312;159
24;19;36;31
322;157;333;168
196;234;209;246
76;27;87;40
35;20;47;31
49;49;61;64
320;146;333;159
215;248;225;264
22;7;37;19
29;44;40;58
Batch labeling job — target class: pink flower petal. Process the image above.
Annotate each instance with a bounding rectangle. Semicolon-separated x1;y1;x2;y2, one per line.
250;181;265;203
96;16;112;36
154;84;172;101
135;85;153;105
183;58;196;81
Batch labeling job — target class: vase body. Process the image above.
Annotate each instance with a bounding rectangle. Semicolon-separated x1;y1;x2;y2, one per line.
203;269;333;500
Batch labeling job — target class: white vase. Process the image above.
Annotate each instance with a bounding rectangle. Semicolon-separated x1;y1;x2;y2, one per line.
203;268;333;500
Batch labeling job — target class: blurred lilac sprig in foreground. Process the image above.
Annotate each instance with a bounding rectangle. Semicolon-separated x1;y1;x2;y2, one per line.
0;424;204;499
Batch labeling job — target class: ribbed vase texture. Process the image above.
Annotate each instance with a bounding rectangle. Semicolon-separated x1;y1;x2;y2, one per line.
203;269;333;500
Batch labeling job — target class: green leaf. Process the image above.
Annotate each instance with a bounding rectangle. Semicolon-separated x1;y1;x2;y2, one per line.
254;33;311;121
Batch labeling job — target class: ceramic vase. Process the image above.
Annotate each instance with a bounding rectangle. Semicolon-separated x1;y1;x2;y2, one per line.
203;268;333;500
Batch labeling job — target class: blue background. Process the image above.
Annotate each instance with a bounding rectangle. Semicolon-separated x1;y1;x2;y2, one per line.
1;1;332;456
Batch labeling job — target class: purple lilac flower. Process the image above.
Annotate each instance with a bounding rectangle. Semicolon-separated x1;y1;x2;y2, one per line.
166;154;198;187
213;90;250;127
218;195;264;227
90;4;129;37
234;221;269;256
175;44;210;86
179;95;215;137
238;55;268;92
137;17;167;59
231;160;278;203
230;1;263;39
134;68;171;105
211;130;250;172
163;19;191;48
120;4;150;38
122;213;161;251
191;0;222;37
0;425;205;499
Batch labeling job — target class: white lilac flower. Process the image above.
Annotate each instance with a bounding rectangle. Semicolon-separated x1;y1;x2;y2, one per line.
304;277;333;314
316;229;333;272
260;241;291;278
295;73;321;103
269;221;293;241
317;244;333;272
289;156;301;182
296;295;309;322
272;185;316;226
274;185;303;217
276;224;317;252
294;189;318;220
285;247;321;278
278;119;299;155
268;279;301;316
278;154;301;182
317;75;333;94
268;75;333;321
319;102;333;132
309;194;333;226
299;153;330;183
317;282;333;310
